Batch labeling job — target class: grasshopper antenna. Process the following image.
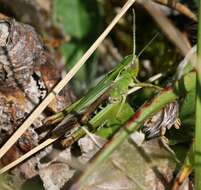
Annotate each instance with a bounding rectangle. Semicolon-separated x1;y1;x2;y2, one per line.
131;9;158;63
137;32;159;58
132;9;136;65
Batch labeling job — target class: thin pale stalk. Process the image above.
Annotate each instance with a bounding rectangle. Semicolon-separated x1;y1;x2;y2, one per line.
0;137;58;174
195;0;201;188
0;0;136;160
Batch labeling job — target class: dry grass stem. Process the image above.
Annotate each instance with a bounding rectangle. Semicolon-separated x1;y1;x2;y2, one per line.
0;137;58;174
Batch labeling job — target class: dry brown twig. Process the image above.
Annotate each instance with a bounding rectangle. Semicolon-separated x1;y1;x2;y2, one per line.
154;0;197;22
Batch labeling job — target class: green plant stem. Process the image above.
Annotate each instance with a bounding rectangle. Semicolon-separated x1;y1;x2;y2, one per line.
195;0;201;188
71;71;195;190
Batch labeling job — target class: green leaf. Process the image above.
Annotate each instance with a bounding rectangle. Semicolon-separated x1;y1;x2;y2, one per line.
53;0;100;39
53;0;100;94
180;90;196;122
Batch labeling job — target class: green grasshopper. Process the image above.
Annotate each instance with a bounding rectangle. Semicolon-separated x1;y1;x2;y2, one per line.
46;59;140;136
46;54;140;136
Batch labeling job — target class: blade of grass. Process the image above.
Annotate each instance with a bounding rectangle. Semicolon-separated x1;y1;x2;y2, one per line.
195;0;201;189
0;0;136;160
71;71;196;190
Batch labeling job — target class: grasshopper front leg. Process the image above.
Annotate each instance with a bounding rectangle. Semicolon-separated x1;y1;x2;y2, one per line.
114;78;162;117
128;82;162;95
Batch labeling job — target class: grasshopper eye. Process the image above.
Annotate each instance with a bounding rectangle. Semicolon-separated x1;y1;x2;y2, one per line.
133;57;139;66
130;57;139;75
